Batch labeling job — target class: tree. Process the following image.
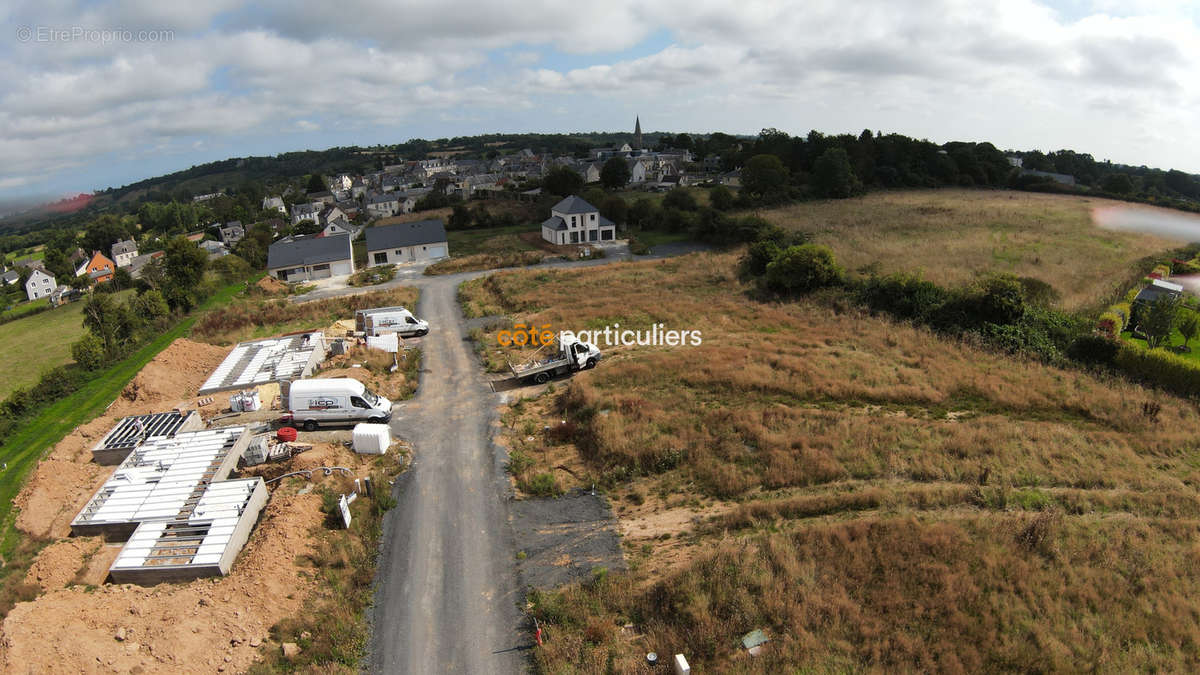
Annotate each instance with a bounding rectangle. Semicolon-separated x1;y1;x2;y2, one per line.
162;236;209;311
600;196;628;226
663;187;698;212
1179;312;1199;351
600;157;631;190
812;148;861;198
448;204;472;230
132;289;170;322
709;185;734;211
543;167;584;197
627;198;657;228
1100;173;1134;194
741;239;782;277
741;154;789;199
978;276;1025;326
71;333;106;370
306;174;327;193
1142;295;1180;349
82;294;133;354
764;244;844;294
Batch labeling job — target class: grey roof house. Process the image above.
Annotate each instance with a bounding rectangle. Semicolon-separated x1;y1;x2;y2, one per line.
219;221;245;245
541;196;616;246
365;219;449;265
111;239;138;268
267;234;355;282
1134;279;1184;306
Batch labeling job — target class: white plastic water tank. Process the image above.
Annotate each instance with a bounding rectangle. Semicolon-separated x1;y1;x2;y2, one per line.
352;423;391;454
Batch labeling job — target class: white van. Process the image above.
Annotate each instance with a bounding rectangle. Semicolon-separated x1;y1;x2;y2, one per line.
285;378;392;430
364;309;429;338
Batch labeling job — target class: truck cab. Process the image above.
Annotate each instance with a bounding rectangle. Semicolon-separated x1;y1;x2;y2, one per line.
285;378;392;431
560;334;601;370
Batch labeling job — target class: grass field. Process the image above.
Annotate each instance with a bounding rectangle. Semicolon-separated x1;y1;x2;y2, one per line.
447;223;541;257
0;290;133;399
0;297;49;322
191;286;420;345
463;252;1200;672
0;277;248;557
761;190;1180;311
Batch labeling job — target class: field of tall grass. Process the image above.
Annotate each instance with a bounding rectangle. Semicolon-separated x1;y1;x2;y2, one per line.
462;251;1200;672
191;287;419;345
761;190;1180;311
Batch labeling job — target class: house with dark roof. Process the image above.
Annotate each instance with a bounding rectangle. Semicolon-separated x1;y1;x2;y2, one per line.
267;234;355;282
111;239;138;268
1133;279;1184;307
218;221;245;245
541;196;616;246
1;269;19;286
365;219;449;265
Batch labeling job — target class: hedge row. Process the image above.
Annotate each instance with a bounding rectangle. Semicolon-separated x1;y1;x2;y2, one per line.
1114;343;1200;399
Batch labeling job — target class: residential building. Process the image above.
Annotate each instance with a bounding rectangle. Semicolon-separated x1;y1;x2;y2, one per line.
365;219;449;265
111;239;138;268
219;221;245;245
25;268;56;300
366;192;401;218
262;196;287;215
291;202;322;225
267;234;355;282
540;196;616;245
77;251;116;283
1;270;18;286
200;240;229;258
1134;279;1184;307
308;190;335;205
322;219;361;239
128;251;164;279
330;174;353;191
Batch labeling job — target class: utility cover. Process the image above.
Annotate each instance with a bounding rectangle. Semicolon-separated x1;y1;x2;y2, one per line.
741;629;769;650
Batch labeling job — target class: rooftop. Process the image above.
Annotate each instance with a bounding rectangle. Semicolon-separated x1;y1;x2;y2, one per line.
365;219;448;250
267;234;352;270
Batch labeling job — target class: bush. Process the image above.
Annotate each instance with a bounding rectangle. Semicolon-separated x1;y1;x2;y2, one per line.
521;472;563;497
1067;334;1119;366
709;185;734;211
1114;343;1200;398
71;333;106;371
132;290;170;322
628;236;651;256
764;244;844;295
740;239;782;278
663;188;698;212
859;273;950;322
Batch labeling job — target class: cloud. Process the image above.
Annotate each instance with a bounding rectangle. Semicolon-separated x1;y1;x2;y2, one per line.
0;0;1199;196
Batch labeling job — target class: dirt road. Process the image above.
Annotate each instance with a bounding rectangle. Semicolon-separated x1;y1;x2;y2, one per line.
367;270;526;673
359;244;708;672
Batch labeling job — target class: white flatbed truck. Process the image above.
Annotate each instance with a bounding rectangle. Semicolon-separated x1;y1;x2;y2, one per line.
508;334;602;384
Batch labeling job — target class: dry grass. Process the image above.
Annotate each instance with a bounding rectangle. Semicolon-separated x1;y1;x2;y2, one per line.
191;287;419;345
466;251;1200;672
761;189;1180;310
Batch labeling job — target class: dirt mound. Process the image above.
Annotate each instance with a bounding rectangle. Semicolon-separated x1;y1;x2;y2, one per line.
23;537;104;592
13;338;231;540
0;492;325;674
256;276;287;294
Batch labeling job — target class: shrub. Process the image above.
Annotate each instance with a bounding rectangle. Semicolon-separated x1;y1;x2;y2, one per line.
859;273;950;322
764;244;844;295
521;472;563;497
71;333;106;371
663;187;698;212
1114;343;1200;398
1068;334;1119;366
739;239;781;277
627;236;651;256
506;449;534;475
709;185;734;211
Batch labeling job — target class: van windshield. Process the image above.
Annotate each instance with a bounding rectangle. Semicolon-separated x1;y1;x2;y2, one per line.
362;388;380;406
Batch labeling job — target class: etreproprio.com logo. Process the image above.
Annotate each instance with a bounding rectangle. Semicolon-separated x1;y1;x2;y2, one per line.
497;323;702;347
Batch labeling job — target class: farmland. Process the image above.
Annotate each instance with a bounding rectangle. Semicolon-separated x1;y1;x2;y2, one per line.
762;190;1181;311
462;250;1200;672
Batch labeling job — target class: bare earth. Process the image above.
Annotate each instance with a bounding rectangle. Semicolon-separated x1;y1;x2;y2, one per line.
0;337;347;674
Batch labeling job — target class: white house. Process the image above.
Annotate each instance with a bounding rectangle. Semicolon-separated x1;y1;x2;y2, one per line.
366;192;400;218
330;174;353;191
25;268;56;301
267;234;355;281
262;196;287;215
291;202;322;225
365;219;449;265
111;239;138;268
540;196;617;246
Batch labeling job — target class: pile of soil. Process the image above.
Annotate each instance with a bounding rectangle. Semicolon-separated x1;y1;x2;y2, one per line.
255;276;287;295
13;339;232;540
1;492;325;674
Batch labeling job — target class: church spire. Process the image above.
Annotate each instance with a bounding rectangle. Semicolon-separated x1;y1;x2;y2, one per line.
634;116;643;151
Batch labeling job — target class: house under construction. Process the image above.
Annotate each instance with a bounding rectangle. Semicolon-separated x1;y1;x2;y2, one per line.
71;426;267;584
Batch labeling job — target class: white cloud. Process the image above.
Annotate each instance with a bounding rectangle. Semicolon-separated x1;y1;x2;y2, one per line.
0;0;1199;196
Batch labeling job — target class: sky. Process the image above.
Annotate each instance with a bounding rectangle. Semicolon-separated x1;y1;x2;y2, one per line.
2;0;1199;202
